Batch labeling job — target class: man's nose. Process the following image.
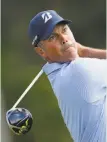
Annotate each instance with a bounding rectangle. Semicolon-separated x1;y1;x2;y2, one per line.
60;34;68;44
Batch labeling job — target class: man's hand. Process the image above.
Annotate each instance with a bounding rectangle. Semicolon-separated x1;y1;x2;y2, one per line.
76;42;85;57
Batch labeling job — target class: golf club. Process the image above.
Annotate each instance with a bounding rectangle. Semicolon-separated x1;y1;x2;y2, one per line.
6;69;43;135
12;69;43;109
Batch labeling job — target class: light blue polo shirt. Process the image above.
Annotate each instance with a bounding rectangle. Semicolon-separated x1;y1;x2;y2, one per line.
42;57;107;142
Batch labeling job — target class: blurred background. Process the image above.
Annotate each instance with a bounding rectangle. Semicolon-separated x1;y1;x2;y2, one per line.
1;0;106;142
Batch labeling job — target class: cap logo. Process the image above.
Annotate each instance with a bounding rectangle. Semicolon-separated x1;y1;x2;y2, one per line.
41;12;52;23
32;35;38;45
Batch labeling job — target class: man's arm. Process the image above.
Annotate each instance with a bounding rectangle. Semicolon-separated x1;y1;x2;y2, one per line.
77;42;106;59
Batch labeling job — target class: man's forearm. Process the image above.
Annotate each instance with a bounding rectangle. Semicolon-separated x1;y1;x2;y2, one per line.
80;47;106;59
77;43;106;59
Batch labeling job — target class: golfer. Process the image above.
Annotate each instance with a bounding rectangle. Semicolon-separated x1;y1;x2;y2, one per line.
28;10;106;142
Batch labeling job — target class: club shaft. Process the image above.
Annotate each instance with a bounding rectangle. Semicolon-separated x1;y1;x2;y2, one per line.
12;69;43;109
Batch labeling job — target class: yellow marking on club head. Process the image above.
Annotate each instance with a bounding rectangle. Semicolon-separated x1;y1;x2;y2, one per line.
25;119;29;126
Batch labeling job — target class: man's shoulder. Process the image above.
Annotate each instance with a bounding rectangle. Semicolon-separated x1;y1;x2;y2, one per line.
70;57;99;66
65;57;92;73
68;57;105;72
60;57;100;82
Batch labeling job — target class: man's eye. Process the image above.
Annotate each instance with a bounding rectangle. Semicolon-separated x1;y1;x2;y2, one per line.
63;27;67;33
49;35;55;40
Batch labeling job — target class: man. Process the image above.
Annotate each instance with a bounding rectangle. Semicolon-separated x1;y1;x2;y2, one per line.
28;10;106;142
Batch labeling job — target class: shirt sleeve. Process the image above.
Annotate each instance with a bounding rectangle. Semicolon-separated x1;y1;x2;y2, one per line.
70;58;107;103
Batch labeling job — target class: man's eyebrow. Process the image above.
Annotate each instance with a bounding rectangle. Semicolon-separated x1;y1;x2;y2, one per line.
48;25;68;38
48;32;57;38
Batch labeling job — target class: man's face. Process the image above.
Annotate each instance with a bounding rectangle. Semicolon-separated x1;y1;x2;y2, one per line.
35;23;78;63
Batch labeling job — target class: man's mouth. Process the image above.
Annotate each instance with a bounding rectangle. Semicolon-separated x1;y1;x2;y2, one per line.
64;43;75;51
64;46;71;51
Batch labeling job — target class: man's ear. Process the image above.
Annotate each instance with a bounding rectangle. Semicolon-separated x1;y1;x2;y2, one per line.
35;47;47;58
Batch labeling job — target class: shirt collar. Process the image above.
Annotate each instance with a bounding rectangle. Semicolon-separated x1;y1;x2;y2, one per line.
42;62;68;75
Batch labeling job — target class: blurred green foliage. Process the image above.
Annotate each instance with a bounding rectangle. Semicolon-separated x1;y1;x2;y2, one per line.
1;0;105;142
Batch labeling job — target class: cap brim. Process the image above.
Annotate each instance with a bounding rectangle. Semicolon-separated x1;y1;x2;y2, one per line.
41;19;72;40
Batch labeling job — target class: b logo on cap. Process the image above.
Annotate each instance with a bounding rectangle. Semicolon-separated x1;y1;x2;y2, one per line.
41;12;52;23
